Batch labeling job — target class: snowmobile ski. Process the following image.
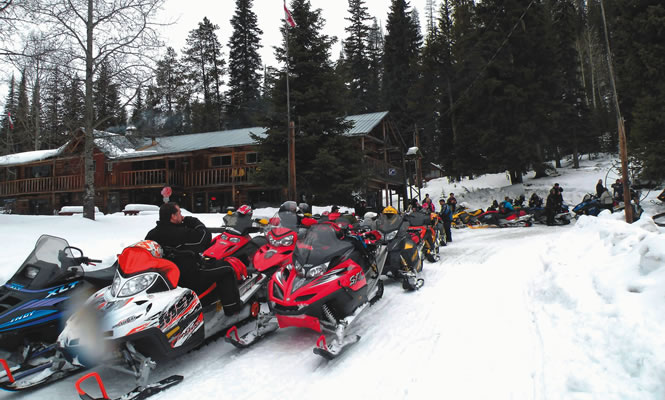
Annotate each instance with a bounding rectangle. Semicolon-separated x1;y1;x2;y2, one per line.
225;314;279;349
313;334;361;360
0;357;82;391
75;372;183;400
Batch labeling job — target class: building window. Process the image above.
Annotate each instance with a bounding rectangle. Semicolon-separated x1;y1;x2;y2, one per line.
211;155;232;167
246;152;259;164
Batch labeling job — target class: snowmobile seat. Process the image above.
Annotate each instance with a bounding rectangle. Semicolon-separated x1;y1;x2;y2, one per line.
83;264;117;286
118;247;180;289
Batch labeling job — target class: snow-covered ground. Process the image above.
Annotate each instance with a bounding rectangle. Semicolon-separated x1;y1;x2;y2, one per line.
1;155;664;399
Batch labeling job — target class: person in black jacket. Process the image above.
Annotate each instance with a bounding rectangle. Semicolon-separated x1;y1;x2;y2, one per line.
595;179;604;198
146;203;240;313
545;189;557;226
145;202;212;253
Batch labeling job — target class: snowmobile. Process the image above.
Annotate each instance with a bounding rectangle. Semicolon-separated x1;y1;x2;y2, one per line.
223;202;316;349
476;208;533;227
573;194;603;217
452;206;484;228
57;208;278;392
228;222;386;359
405;209;440;263
375;208;424;290
530;204;572;225
0;234;111;392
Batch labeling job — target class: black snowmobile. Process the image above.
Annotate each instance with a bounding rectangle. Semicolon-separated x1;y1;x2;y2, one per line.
375;210;424;290
0;234;113;391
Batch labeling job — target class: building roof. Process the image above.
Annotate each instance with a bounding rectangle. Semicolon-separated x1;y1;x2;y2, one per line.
0;111;389;166
0;146;66;167
345;111;389;136
110;127;268;160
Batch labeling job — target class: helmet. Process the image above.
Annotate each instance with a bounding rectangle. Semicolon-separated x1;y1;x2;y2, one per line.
383;206;398;215
131;240;163;258
237;204;252;216
279;201;298;213
298;202;310;214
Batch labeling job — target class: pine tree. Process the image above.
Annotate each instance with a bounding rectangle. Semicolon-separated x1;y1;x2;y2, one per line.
42;67;66;149
226;0;264;128
94;62;124;132
342;0;373;113
366;18;384;110
609;0;665;181
255;0;362;204
15;71;31;152
62;74;85;134
181;17;226;132
383;0;422;136
30;74;43;150
0;75;17;155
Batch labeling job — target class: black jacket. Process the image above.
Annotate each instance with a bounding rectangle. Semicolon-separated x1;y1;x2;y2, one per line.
145;216;212;254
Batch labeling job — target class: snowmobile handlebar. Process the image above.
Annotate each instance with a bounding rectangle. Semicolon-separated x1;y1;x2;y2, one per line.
71;257;102;266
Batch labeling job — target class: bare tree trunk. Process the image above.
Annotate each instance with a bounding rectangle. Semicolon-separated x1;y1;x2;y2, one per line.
83;0;95;220
509;170;523;184
533;143;547;178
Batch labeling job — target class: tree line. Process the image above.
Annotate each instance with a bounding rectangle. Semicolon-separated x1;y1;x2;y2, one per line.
0;0;663;210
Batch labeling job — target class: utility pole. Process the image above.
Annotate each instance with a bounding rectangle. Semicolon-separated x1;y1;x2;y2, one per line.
288;121;296;200
599;0;633;223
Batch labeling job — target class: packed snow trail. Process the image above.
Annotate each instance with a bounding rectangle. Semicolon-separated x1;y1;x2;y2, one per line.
2;225;555;400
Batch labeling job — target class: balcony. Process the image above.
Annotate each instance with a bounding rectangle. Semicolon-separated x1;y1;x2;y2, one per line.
364;157;404;185
0;175;83;196
0;166;259;197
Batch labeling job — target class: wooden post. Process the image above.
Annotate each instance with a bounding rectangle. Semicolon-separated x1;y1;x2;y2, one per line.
288;121;297;201
600;0;633;223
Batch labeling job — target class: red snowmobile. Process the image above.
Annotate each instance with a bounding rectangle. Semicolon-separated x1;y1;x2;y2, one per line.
227;222;386;359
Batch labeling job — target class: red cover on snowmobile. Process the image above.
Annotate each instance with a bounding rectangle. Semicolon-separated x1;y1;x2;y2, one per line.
118;247;180;288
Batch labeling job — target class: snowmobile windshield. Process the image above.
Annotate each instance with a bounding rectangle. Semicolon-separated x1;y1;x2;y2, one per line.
11;235;76;289
294;224;353;267
223;212;253;235
406;210;431;226
269;210;299;231
375;213;403;235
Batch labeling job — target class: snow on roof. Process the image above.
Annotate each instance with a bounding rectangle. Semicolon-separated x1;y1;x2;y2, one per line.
0;145;66;167
0;112;391;165
110;127;268;160
93;131;140;158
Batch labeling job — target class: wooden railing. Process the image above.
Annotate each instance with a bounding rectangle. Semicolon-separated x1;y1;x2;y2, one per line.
121;169;166;187
186;166;257;187
364;157;404;184
0;175;83;196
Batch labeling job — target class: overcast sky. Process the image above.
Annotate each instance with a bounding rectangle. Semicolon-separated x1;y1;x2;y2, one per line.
1;0;432;110
159;0;430;68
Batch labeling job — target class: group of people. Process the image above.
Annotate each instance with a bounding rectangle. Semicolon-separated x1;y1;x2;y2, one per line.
483;184;566;226
404;193;455;244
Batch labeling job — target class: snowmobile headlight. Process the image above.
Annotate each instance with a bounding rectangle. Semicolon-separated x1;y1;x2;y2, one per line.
24;265;39;279
385;231;398;241
228;237;240;243
110;271;121;297
118;273;158;297
221;234;229;241
269;233;294;247
306;263;329;279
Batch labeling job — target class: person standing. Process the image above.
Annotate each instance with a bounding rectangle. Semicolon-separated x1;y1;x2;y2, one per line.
438;198;452;244
545;189;557;225
595;179;604;198
446;193;457;213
